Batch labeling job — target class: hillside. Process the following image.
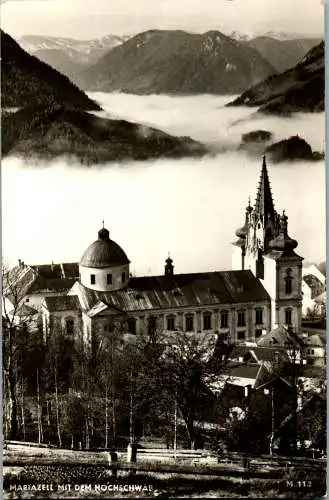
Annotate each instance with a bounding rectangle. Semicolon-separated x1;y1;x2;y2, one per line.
78;29;277;94
33;48;85;84
2;104;207;165
228;41;324;114
247;36;322;72
1;30;100;110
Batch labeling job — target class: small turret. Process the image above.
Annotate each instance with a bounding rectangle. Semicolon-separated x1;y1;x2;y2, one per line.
269;211;298;253
165;254;174;276
235;198;253;240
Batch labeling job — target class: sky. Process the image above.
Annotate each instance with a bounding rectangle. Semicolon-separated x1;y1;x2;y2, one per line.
1;0;324;39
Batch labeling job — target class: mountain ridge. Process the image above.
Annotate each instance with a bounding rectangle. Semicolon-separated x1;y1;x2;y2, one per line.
227;41;324;114
2;104;207;165
77;29;277;95
2;30;101;110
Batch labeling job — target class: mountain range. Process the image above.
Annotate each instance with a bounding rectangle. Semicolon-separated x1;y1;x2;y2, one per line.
228;41;324;114
246;36;321;73
16;34;131;85
2;31;206;164
17;34;131;65
18;31;321;92
77;29;278;94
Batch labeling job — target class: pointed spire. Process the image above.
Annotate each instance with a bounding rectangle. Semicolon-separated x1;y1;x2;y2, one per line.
254;155;276;223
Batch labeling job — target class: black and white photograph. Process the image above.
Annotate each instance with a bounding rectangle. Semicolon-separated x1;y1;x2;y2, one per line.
1;0;326;497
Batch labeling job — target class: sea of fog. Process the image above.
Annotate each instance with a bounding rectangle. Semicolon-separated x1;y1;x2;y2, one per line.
2;93;325;275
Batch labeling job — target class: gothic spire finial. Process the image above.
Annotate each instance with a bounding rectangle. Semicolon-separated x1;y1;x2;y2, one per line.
254;156;275;223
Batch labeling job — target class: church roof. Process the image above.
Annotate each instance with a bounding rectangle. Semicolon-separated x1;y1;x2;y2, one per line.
80;227;130;268
72;270;270;313
3;263;79;304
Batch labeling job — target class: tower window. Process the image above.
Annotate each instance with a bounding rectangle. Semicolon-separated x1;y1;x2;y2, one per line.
285;269;293;294
255;308;263;325
237;310;246;327
122;271;126;283
167;315;176;331
107;273;112;285
90;274;96;285
220;310;229;329
185;314;194;332
203;311;212;331
285;308;292;325
127;318;137;335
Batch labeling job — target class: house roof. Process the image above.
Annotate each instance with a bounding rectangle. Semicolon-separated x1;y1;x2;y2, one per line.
70;270;270;313
31;263;79;280
219;361;274;389
257;325;304;348
303;334;326;348
43;295;81;312
28;277;77;293
229;345;291;363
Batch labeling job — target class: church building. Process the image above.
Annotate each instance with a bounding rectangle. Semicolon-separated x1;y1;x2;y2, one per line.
41;157;303;347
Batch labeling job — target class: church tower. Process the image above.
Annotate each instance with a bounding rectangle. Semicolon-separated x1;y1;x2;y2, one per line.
232;157;303;332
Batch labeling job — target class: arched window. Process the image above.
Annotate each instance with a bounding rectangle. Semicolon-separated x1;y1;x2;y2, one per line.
220;310;229;329
167;315;176;331
127;318;137;335
285;268;293;295
185;314;194;332
203;311;212;331
237;310;246;327
285;308;293;325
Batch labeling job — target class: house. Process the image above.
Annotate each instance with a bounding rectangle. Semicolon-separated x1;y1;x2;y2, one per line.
301;334;326;367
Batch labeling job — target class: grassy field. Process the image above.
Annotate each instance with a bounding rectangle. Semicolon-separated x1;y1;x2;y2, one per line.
3;444;326;499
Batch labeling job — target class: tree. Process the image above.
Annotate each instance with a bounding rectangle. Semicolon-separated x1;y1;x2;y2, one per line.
2;264;39;440
123;329;221;449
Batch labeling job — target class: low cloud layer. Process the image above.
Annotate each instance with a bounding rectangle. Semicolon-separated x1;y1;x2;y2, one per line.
2;94;325;274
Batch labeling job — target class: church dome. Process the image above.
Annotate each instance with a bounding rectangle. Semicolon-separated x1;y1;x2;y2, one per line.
80;227;130;268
